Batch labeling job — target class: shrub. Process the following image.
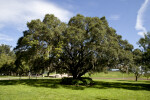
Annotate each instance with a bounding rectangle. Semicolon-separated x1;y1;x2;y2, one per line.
61;77;94;85
144;73;150;80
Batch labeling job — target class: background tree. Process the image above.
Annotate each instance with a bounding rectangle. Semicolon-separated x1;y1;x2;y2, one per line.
138;32;150;80
143;68;150;80
138;32;150;68
132;49;143;81
0;44;16;75
15;56;29;78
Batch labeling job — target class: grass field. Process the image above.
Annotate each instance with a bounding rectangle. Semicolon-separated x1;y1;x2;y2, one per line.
84;71;148;80
0;78;150;100
0;72;149;100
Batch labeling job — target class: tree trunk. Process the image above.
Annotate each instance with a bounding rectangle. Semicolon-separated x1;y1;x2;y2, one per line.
28;71;31;79
26;72;28;76
123;73;124;80
135;75;138;81
126;67;129;74
47;71;50;77
19;74;22;80
72;73;78;79
36;74;37;79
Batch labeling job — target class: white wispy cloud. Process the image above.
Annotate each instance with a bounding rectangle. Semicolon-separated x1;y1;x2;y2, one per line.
0;34;13;41
0;0;73;31
109;15;120;20
135;0;150;36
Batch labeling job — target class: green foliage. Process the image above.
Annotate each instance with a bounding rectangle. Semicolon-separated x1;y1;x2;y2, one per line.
81;77;94;85
0;44;16;75
133;49;142;64
103;67;108;74
131;49;143;81
14;14;66;75
14;14;134;79
0;44;15;67
58;14;133;78
138;32;150;68
138;32;150;51
0;63;16;75
61;77;94;85
143;49;150;68
144;72;150;80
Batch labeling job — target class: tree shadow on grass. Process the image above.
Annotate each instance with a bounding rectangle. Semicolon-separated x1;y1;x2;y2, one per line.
92;80;150;91
144;81;150;83
117;79;150;83
0;79;60;88
0;79;149;91
96;98;118;100
0;79;84;90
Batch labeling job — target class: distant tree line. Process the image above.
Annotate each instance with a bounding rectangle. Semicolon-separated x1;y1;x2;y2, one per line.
0;14;150;81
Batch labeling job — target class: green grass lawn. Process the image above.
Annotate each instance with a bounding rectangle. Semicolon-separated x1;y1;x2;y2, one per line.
0;79;150;100
0;71;148;80
84;71;148;80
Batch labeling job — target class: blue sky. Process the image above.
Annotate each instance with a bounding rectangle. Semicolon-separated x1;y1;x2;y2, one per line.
0;0;150;49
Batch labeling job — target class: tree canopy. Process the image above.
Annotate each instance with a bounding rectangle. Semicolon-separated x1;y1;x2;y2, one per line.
138;32;150;69
0;44;16;75
132;48;143;81
14;14;134;79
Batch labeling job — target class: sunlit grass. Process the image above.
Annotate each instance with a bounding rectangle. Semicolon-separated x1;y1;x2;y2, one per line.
0;79;149;100
84;71;147;80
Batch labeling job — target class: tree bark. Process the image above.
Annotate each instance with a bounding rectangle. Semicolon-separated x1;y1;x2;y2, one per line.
72;72;78;79
135;75;138;81
36;73;37;79
47;71;50;77
28;71;31;79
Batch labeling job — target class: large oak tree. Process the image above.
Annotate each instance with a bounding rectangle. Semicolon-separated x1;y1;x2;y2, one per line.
15;14;133;79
